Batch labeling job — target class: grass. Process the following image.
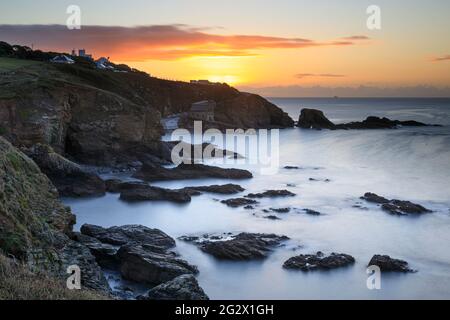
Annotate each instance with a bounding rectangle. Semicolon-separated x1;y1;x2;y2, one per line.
0;253;110;300
0;57;40;72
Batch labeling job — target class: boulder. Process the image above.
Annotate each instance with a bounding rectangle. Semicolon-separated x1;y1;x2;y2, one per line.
138;275;209;300
270;208;291;213
245;190;296;199
283;252;355;271
368;255;415;273
195;233;289;260
297;109;336;130
80;224;176;250
302;209;322;216
221;198;259;208
72;232;119;268
265;215;282;220
361;193;431;215
117;244;198;285
133;163;253;182
25;144;106;197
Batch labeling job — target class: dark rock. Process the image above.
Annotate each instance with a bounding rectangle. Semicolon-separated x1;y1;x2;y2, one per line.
105;179;124;193
245;190;296;199
138;275;209;300
73;232;119;268
133;163;253;182
270;208;291;213
243;205;255;210
284;166;300;170
303;209;322;216
297;109;336;130
361;193;431;215
80;224;176;250
265;215;282;220
117;244;198;285
297;109;436;130
368;255;415;273
25;144;106;197
336;116;429;130
198;233;289;260
119;184;192;203
182;184;245;195
283;252;355;271
382;200;431;215
361;192;390;204
221;198;258;208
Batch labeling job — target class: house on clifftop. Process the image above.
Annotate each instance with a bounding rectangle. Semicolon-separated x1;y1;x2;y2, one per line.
190;100;216;122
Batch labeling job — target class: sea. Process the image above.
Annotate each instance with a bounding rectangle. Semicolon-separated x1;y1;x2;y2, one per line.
64;98;450;299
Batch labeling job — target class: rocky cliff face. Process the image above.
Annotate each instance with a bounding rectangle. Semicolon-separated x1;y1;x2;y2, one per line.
0;58;293;167
0;137;109;292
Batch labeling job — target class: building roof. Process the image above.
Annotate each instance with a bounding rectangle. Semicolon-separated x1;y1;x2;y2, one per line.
50;55;75;64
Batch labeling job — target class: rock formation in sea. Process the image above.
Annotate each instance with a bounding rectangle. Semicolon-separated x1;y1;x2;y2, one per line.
297;108;438;130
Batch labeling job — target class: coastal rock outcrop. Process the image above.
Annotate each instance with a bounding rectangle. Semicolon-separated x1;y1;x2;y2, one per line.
138;274;209;300
133;163;253;182
182;184;245;195
245;189;296;199
297;108;436;130
221;198;259;208
297;109;336;130
0;137;109;293
79;224;199;286
119;183;192;203
361;193;431;215
368;255;415;273
24;144;106;197
181;233;289;260
283;252;355;271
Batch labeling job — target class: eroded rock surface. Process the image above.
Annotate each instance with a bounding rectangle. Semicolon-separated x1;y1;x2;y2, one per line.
245;190;295;199
138;274;209;300
361;193;431;215
283;252;355;271
368;255;415;273
221;198;258;208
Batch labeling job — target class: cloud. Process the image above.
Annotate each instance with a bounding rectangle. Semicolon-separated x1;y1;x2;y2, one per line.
295;73;346;79
0;24;367;61
341;35;370;40
432;55;450;62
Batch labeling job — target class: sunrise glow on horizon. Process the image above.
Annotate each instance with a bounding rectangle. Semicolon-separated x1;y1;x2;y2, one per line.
1;0;449;94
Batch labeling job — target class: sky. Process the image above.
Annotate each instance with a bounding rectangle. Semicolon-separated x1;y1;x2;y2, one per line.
1;0;449;97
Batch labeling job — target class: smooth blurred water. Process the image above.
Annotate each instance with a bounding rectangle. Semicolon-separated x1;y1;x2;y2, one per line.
64;98;450;300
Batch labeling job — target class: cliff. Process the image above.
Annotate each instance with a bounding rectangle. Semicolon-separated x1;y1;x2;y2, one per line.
0;137;109;294
0;44;293;167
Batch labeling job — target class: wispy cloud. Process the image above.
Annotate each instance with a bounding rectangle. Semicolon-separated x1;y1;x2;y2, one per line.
0;24;368;60
341;35;370;41
295;73;346;79
432;55;450;62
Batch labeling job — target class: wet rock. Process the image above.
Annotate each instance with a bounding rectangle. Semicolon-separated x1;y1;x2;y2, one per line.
105;179;124;193
302;209;322;216
283;252;355;271
117;245;198;285
297;109;336;130
133;163;253;182
270;208;291;213
244;205;255;210
221;198;258;208
73;232;119;268
138;275;209;300
119;184;192;203
182;184;245;195
368;255;415;273
361;192;390;204
198;233;289;260
382;200;431;216
245;190;296;199
265;215;282;220
80;224;176;250
284;166;300;170
361;193;431;215
25;144;106;197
